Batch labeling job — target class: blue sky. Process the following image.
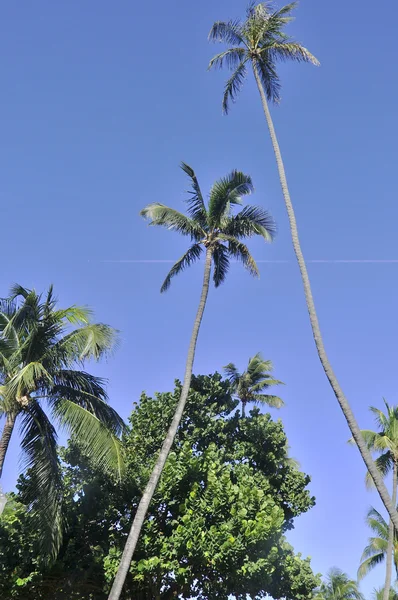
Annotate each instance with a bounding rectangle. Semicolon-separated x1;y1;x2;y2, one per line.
1;0;398;595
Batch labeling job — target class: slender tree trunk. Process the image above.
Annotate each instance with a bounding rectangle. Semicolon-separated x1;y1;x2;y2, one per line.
0;414;17;478
252;60;398;529
383;461;397;600
242;401;246;418
108;247;213;600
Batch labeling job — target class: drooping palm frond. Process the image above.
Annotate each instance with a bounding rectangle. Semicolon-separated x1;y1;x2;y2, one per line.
55;323;118;363
208;19;244;45
222;235;259;277
52;399;125;480
161;244;203;293
267;41;319;65
223;363;241;386
358;507;398;580
19;401;64;561
253;393;284;408
212;244;230;287
221;60;248;114
208;47;247;71
140;204;204;241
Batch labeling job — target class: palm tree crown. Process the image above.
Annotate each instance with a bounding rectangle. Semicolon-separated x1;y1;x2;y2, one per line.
354;401;398;486
358;507;398;580
208;1;319;113
140;162;276;291
314;568;364;600
0;284;124;557
224;352;283;416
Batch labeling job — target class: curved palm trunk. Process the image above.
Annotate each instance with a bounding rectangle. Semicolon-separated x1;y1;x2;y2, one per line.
252;61;398;529
383;461;397;600
0;414;17;478
108;247;213;600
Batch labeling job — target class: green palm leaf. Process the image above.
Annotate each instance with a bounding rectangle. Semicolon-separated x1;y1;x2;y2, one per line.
161;244;203;293
212;244;230;287
140;203;204;241
52;399;125;480
180;162;207;227
221;60;248;115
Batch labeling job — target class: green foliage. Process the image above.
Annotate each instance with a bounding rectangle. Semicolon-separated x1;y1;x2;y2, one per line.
358;507;398;580
314;568;364;600
0;373;319;599
224;352;284;416
0;284;124;559
140;164;275;291
208;1;319;111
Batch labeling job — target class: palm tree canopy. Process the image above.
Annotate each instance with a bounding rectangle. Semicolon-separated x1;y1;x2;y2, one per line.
349;400;398;488
208;1;319;112
140;163;276;292
224;352;284;410
0;285;125;559
358;507;398;580
314;568;364;600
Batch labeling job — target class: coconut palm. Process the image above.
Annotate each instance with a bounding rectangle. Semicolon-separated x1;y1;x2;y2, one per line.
351;401;398;600
358;507;398;582
314;568;364;600
107;163;276;599
0;284;124;558
208;1;398;527
372;585;398;600
224;353;283;416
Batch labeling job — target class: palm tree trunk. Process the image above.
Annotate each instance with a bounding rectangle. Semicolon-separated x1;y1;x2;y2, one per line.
0;414;16;478
252;60;398;529
242;401;246;417
107;247;213;600
383;461;397;600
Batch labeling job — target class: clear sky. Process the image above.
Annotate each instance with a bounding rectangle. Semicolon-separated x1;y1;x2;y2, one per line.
1;0;398;596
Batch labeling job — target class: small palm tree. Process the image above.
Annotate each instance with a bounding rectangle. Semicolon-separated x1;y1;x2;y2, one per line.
351;401;398;600
208;1;398;528
0;284;124;558
224;353;283;416
372;585;398;600
107;163;276;600
314;568;364;600
358;507;398;581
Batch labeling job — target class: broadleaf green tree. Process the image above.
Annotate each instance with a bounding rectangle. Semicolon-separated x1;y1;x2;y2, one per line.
108;164;276;599
0;373;320;600
208;1;398;527
0;284;124;559
224;352;284;416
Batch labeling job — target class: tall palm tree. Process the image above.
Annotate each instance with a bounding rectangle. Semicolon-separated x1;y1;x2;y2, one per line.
314;568;364;600
0;284;124;558
358;507;398;582
208;1;398;528
107;163;276;599
224;352;283;416
351;401;398;600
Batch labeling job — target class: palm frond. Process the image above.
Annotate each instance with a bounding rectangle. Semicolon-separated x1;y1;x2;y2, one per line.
370;406;389;430
52;399;125;480
254;57;281;103
208;171;253;226
19;402;64;561
56;323;118;363
358;552;385;580
6;361;53;398
140;203;204;241
223;363;241;386
221;236;259;277
223;205;276;240
50;370;125;435
51;306;92;326
180;162;207;227
366;452;393;488
253;393;284;408
208;19;244;45
160;244;203;293
212;244;230;287
267;41;319;65
221;60;248;114
208;47;247;71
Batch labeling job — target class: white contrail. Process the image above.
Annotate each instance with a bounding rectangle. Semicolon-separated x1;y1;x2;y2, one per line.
94;259;398;264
